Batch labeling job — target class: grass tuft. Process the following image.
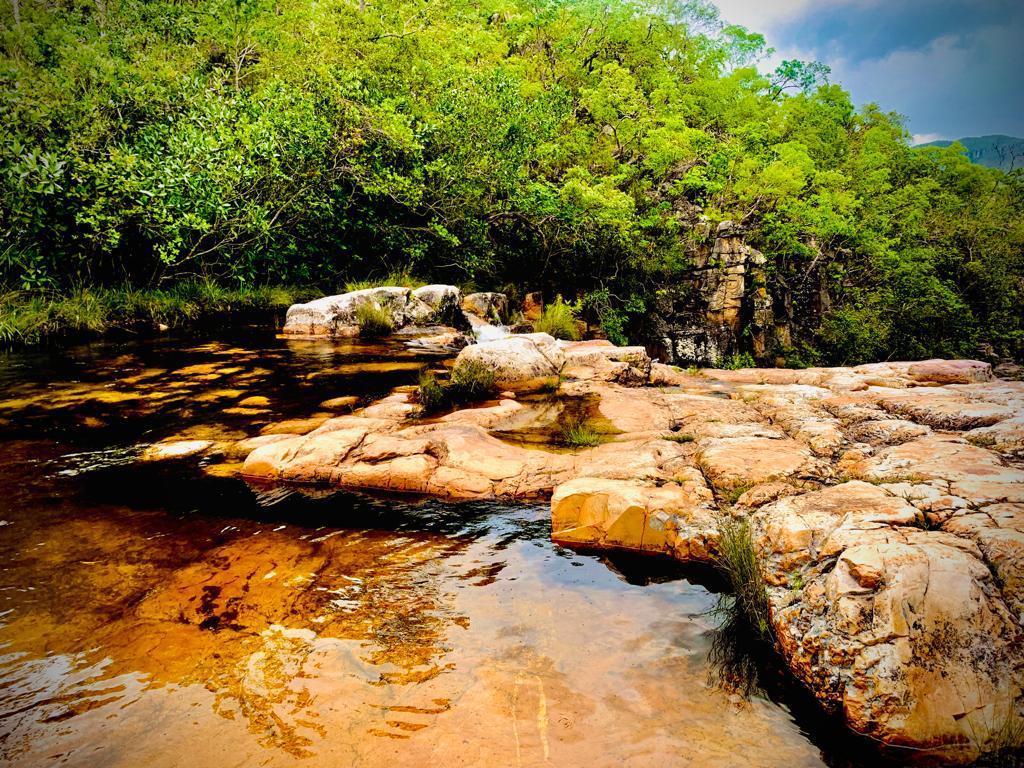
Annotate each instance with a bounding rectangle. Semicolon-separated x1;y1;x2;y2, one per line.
449;358;497;400
715;517;773;642
557;413;603;448
416;371;449;413
533;297;580;340
344;270;426;292
355;302;394;338
662;432;695;444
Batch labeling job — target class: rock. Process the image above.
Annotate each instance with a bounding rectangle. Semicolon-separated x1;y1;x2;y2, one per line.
967;415;1024;456
319;395;360;411
260;416;331;435
994;361;1024;380
461;292;508;324
551;476;717;561
141;440;215;461
561;342;652;386
907;358;993;384
648;362;691;386
877;390;1015;430
452;333;564;393
751;483;1020;761
406;284;462;326
698;436;813;489
224;433;297;460
523;292;543;322
283;285;462;336
238;395;270;407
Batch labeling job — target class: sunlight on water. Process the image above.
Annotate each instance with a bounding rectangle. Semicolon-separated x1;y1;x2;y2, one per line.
0;334;868;768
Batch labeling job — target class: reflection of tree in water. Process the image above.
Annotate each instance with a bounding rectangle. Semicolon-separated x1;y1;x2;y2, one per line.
705;595;768;700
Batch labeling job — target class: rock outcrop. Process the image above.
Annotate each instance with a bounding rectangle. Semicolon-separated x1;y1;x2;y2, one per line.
283;285;464;336
234;347;1024;763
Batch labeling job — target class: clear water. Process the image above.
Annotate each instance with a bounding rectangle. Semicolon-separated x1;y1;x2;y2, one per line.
0;333;893;767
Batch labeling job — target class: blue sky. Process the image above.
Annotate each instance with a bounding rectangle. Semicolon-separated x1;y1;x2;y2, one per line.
711;0;1024;142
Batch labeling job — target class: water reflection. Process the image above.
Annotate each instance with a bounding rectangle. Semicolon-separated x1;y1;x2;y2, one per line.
0;335;867;767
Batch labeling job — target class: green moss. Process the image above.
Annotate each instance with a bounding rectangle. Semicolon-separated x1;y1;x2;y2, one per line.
662;432;695;444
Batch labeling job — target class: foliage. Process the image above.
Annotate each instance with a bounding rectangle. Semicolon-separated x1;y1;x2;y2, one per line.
557;413;604;448
722;352;757;370
662;432;695;443
449;358;497;400
354;302;394;338
0;283;309;346
415;371;448;413
533;298;580;341
0;0;1021;361
715;517;772;641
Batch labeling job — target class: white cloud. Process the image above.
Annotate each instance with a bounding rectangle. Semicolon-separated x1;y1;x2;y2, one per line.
911;133;946;144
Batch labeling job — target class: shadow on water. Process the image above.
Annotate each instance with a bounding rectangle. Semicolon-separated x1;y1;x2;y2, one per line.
0;332;949;768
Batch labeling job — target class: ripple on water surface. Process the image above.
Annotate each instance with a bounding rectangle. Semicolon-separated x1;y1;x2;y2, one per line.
0;335;876;768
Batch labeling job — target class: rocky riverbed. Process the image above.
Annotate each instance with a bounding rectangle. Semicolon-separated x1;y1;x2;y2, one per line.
142;285;1024;764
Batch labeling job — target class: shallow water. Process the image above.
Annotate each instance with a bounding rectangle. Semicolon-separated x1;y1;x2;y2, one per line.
0;333;889;767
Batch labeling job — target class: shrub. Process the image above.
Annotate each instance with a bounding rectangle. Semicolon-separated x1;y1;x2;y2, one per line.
344;270;426;292
533;297;580;340
449;358;497;400
355;302;394;338
557;414;603;448
715;518;772;641
662;432;695;443
722;352;756;370
416;371;449;413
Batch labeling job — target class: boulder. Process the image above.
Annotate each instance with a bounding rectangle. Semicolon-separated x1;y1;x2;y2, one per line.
283;285;462;336
461;292;508;324
452;333;564;393
751;482;1021;761
561;341;652;386
908;358;993;385
551;475;718;561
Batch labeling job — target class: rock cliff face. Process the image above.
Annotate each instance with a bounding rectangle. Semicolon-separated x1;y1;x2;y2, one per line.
648;220;778;366
233;347;1024;764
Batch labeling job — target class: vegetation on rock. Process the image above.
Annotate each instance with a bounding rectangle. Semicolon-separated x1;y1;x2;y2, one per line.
533;298;581;341
354;302;394;338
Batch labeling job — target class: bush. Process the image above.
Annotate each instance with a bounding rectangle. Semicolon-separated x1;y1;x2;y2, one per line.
344;271;426;292
416;371;449;413
715;518;772;641
557;413;603;448
722;352;756;370
533;298;580;341
355;302;394;338
449;358;497;400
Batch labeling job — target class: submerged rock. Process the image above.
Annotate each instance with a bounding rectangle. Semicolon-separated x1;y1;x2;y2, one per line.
237;352;1024;762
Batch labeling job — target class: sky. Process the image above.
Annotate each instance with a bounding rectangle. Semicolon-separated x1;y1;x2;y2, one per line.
710;0;1024;143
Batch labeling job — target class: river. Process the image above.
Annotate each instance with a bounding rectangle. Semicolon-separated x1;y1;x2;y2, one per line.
0;333;895;767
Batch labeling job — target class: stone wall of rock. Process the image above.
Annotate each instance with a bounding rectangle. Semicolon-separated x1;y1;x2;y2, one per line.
647;220;780;367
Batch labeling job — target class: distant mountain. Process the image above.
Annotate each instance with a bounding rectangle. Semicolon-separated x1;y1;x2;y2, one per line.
919;134;1024;172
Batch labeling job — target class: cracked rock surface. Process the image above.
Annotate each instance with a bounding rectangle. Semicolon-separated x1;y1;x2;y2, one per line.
240;353;1024;762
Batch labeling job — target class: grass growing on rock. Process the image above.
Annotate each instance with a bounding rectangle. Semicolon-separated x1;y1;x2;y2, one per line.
715;517;773;642
355;302;394;338
416;360;497;413
533;297;580;340
449;358;497;400
557;414;604;448
663;432;695;444
343;270;427;292
416;371;449;413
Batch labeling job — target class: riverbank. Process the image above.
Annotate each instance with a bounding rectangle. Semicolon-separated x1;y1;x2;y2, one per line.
0;283;317;347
